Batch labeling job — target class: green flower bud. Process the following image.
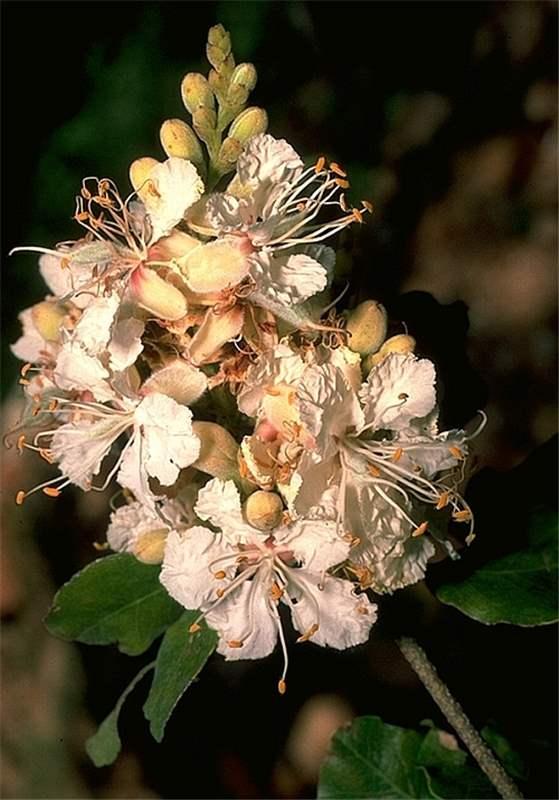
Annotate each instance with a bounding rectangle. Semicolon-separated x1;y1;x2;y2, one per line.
346;301;388;356
159;119;205;168
181;73;214;114
230;63;257;92
244;491;284;531
192;107;218;146
229;107;268;144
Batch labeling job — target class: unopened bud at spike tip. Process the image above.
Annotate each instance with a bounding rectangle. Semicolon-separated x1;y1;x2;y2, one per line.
129;265;188;321
346;301;388;357
206;24;232;71
229;107;268;144
244;491;284;531
364;333;417;372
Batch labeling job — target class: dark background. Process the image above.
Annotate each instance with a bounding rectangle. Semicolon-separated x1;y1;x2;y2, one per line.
1;2;557;798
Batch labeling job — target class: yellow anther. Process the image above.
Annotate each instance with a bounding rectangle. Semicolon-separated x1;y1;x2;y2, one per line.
31;406;41;417
43;487;61;498
392;448;404;463
227;640;244;649
270;581;284;602
335;178;350;189
277;679;287;695
330;162;347;177
214;570;226;580
352;208;363;223
48;399;59;412
314;156;326;173
75;211;89;222
189;622;202;634
216;588;225;598
15;490;26;505
452;509;472;523
449;446;464;460
412;521;429;538
362;200;374;213
16;434;26;453
436;491;450;510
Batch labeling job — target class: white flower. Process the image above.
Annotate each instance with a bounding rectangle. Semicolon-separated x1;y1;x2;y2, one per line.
160;479;376;691
139;157;205;242
10;307;60;365
107;497;188;564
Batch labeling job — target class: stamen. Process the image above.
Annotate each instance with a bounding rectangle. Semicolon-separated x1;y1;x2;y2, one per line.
335;178;350;189
352;208;363;224
362;200;374;213
449;446;464;460
314;156;326;174
412;521;429;537
43;487;62;498
20;363;32;377
452;509;471;522
227;640;244;648
189;622;202;634
214;570;227;580
436;491;451;510
296;623;319;643
330;162;347;177
278;679;287;695
15;490;25;505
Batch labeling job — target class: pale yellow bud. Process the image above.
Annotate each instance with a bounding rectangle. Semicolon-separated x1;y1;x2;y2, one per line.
181;73;215;114
226;63;257;107
364;334;417;371
192;421;239;480
181;237;251;294
229;107;268;144
133;530;168;564
129;265;187;321
192;107;217;145
159;119;205;169
244;491;284;531
31;301;66;342
141;360;207;406
129;157;158;197
346;301;388;356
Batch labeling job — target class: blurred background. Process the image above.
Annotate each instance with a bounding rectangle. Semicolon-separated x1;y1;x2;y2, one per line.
1;1;557;798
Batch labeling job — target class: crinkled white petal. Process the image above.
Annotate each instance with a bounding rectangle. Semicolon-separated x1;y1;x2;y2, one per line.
236;134;303;188
237;342;305;418
194;478;252;541
210;577;278;661
277;518;349;573
53;342;115;402
286;573;376;649
108;317;145;372
73;293;120;355
161;526;233;610
107;501;169;553
249;250;328;306
116;436;160;510
51;415;128;489
145;158;204;241
359;353;437;432
133;393;201;486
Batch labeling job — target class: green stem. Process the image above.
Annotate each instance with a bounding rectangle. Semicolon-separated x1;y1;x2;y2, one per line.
397;636;523;800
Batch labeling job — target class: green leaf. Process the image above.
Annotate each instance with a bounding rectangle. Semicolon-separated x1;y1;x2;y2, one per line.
481;726;528;782
86;662;154;767
143;611;217;742
45;554;183;655
437;510;558;626
318;716;497;799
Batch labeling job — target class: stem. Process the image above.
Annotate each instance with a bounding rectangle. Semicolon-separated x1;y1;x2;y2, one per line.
397;636;523;800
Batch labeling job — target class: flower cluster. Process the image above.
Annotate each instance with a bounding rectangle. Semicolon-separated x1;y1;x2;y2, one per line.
9;26;481;693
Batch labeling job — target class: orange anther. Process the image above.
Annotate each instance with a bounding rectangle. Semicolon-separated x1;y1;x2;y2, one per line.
352;208;363;223
75;211;89;222
296;623;319;643
392;448;404;463
20;363;32;377
16;434;26;452
335;178;350;189
43;487;61;498
216;588;225;598
15;490;25;505
436;491;450;510
362;200;374;213
449;446;464;460
214;570;226;580
330;162;347;177
412;521;429;538
314;156;326;174
367;464;382;478
189;623;202;634
31;406;41;417
270;581;284;602
60;258;70;270
339;193;349;212
19;378;30;386
277;679;287;695
227;640;243;649
356;605;370;615
48;399;59;412
452;509;472;523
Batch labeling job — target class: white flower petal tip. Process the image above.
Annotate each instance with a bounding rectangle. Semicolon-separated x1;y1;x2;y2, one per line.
134;157;204;241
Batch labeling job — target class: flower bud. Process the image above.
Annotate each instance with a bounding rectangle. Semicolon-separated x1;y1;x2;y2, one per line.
129;265;188;321
346;301;388;356
181;73;215;114
159;119;205;170
31;301;66;342
129;156;158;197
226;63;257;107
206;24;232;71
192;107;217;145
364;334;417;371
192;421;239;479
133;530;168;564
244;491;284;531
216;136;242;173
229;107;268;144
